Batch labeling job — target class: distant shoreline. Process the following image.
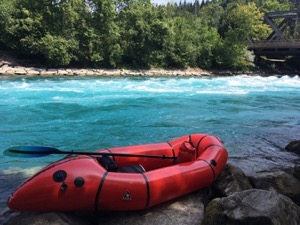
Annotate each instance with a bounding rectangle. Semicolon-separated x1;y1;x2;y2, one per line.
0;64;214;77
0;58;297;77
0;64;276;77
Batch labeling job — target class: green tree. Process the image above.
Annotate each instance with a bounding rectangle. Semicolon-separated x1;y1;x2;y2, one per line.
118;0;159;68
1;1;45;54
39;34;77;66
195;18;222;69
260;0;293;13
198;0;224;29
147;7;172;68
0;0;17;48
161;14;200;68
225;2;271;41
90;0;122;67
215;2;272;69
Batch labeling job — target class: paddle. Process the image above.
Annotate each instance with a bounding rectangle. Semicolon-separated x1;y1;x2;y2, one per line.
4;146;177;159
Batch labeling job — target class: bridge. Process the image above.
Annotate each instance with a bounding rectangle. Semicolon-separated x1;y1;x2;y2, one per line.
248;9;300;58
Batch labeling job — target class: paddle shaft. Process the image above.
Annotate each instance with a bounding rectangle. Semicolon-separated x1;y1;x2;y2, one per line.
6;147;177;159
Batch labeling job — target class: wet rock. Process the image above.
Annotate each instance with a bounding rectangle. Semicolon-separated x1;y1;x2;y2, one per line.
249;170;300;205
201;189;300;225
285;140;300;155
212;163;252;197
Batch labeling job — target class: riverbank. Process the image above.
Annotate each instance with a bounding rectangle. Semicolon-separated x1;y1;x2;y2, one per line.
0;53;215;77
0;53;290;77
0;64;213;77
1;62;299;78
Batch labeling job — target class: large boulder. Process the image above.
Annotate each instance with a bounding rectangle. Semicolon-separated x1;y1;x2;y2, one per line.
249;170;300;205
201;189;300;225
212;163;252;197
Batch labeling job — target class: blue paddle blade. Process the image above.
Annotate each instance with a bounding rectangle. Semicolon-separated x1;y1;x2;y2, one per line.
3;146;61;158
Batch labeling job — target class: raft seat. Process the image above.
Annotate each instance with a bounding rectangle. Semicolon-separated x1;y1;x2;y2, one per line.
98;155;145;173
118;164;145;173
98;155;118;172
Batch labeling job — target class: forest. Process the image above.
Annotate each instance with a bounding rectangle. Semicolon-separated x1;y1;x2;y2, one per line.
0;0;295;70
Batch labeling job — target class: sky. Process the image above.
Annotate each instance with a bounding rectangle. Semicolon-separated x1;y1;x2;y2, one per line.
151;0;195;5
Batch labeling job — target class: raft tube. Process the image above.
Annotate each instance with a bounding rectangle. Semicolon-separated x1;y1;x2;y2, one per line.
7;133;228;211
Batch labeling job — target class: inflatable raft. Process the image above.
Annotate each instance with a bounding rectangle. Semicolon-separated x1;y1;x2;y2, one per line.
7;133;228;211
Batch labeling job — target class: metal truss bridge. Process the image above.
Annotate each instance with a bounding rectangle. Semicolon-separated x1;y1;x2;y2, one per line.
248;9;300;58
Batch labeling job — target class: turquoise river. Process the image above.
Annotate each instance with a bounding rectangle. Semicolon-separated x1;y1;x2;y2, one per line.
0;75;299;222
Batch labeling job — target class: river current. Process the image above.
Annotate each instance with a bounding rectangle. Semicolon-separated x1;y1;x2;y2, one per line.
0;74;299;222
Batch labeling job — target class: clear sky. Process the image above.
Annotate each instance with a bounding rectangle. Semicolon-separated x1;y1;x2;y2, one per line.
151;0;195;5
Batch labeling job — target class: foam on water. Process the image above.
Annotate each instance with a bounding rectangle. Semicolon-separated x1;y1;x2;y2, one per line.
2;75;299;96
3;166;42;176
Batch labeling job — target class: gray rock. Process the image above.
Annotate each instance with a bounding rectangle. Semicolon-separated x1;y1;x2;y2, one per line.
249;170;300;205
212;163;252;197
201;189;300;225
4;191;207;225
4;212;93;225
97;191;205;225
229;140;300;177
285;140;300;155
294;164;300;180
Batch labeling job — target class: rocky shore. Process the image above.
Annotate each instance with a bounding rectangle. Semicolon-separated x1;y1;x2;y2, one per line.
3;141;300;225
0;61;212;77
1;51;297;77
